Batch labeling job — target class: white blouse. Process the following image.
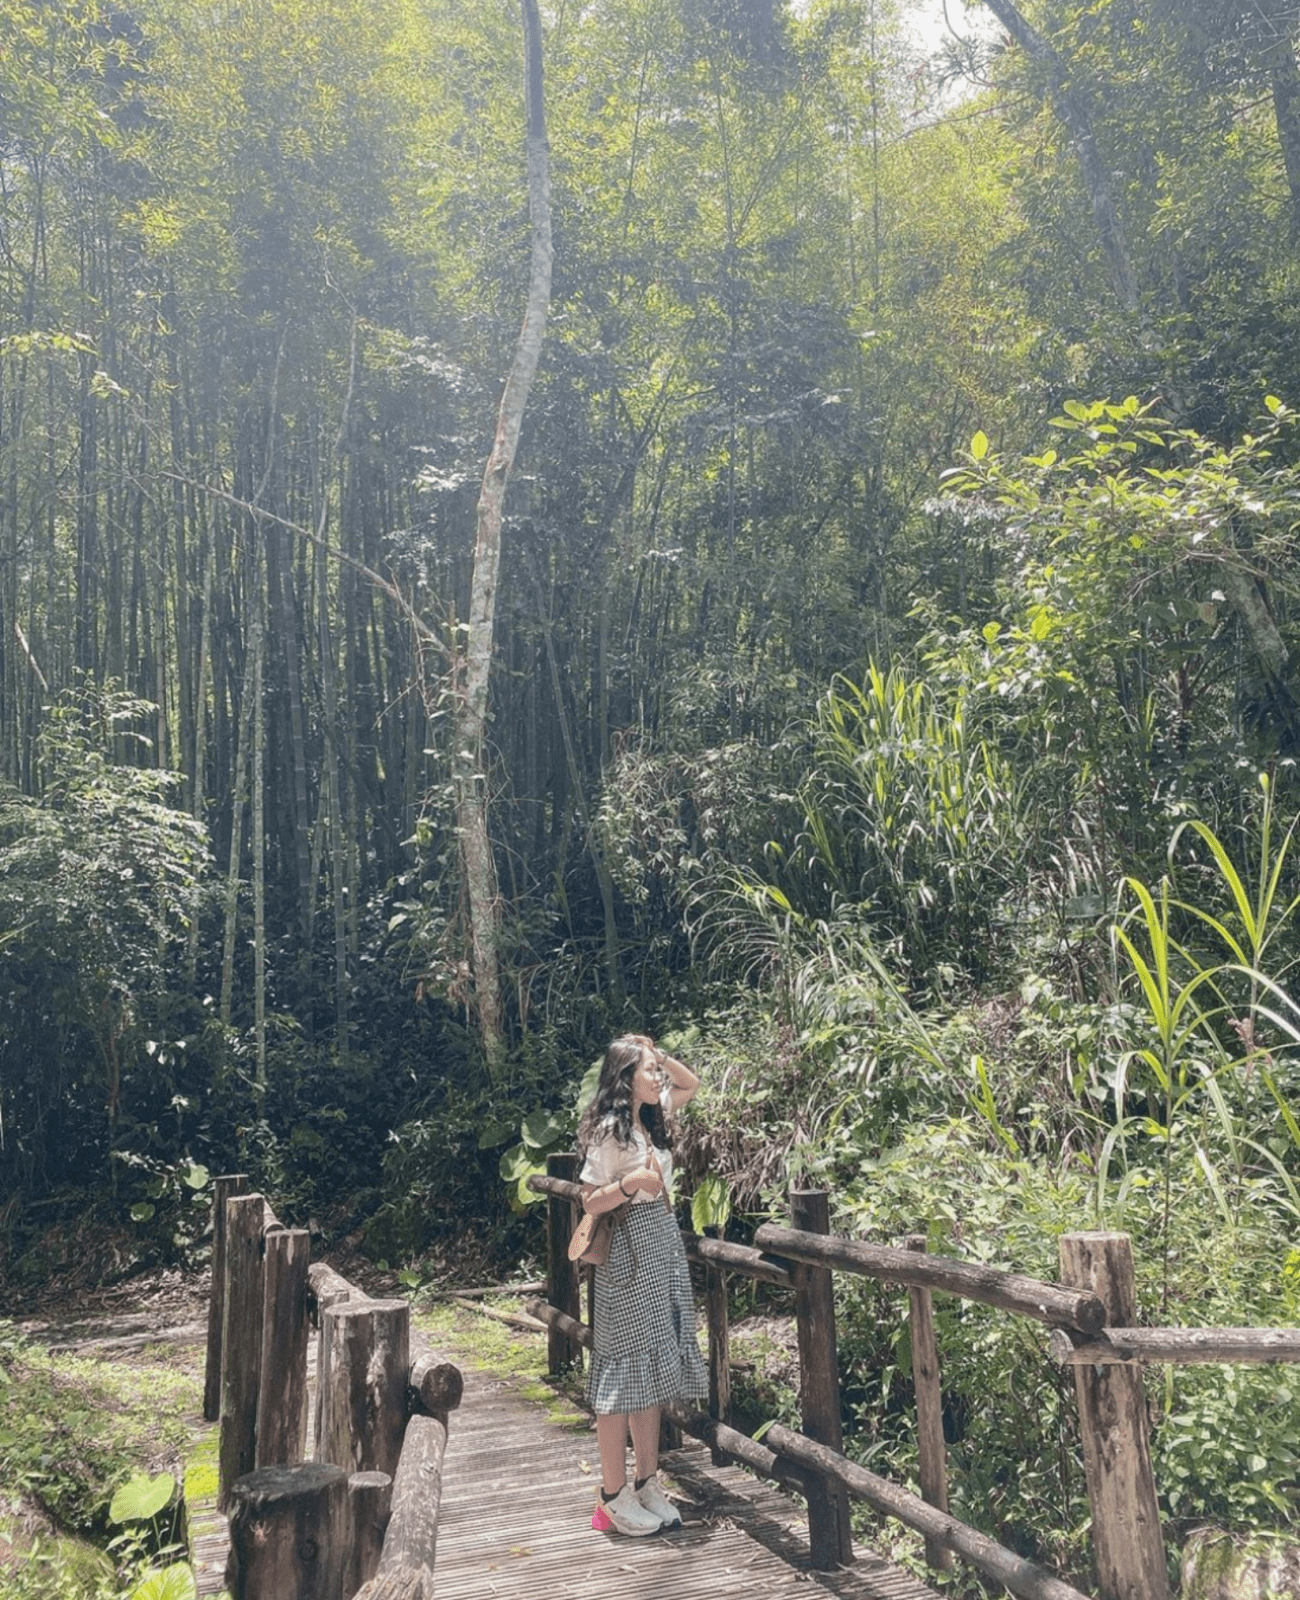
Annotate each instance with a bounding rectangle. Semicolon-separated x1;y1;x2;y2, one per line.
579;1086;675;1202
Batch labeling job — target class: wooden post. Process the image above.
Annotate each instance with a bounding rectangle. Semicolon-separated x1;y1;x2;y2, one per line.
347;1470;394;1598
226;1461;348;1600
308;1263;356;1458
220;1194;268;1511
904;1234;952;1573
257;1227;311;1467
1059;1233;1168;1600
319;1299;410;1477
790;1188;854;1570
205;1173;248;1421
372;1412;448;1590
545;1152;582;1372
705;1243;731;1466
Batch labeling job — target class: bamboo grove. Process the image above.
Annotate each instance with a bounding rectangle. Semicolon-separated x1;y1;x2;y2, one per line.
4;0;1300;1205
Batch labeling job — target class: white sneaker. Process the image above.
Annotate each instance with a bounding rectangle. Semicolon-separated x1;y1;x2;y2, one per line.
635;1474;682;1530
600;1483;663;1537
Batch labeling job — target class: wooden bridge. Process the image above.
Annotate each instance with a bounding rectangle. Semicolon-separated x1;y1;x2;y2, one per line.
200;1168;1300;1600
191;1248;940;1600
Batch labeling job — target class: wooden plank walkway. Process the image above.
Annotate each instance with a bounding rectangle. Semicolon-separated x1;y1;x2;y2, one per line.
434;1366;943;1600
190;1359;942;1600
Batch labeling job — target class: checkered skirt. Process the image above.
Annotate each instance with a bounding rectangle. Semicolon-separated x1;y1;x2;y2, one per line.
586;1200;709;1416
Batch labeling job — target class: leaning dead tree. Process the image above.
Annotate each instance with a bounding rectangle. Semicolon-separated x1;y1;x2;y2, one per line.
451;0;553;1075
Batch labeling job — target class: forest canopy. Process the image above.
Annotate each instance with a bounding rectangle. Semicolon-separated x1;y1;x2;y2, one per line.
1;0;1298;1209
5;0;1300;1577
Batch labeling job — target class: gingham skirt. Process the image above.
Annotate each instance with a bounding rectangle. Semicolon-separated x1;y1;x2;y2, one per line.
586;1200;709;1416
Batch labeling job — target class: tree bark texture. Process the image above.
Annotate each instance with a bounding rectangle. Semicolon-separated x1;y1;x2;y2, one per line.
904;1235;952;1573
225;1462;348;1600
373;1413;448;1586
347;1470;394;1598
789;1189;854;1570
219;1194;268;1511
1058;1233;1169;1600
319;1298;410;1478
544;1152;582;1373
763;1423;1093;1600
1049;1324;1300;1365
452;0;553;1075
257;1227;311;1467
756;1222;1105;1331
204;1174;249;1423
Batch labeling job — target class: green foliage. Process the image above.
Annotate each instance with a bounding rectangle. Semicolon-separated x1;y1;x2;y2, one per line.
0;1322;197;1596
0;685;211;1195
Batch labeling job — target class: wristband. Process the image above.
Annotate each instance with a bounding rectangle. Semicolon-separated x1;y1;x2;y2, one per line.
618;1177;632;1198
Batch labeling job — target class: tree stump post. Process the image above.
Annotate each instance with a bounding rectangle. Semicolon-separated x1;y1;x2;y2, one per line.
1059;1232;1168;1600
308;1263;355;1459
347;1469;394;1597
219;1193;268;1510
226;1461;348;1600
319;1299;410;1477
790;1188;854;1570
545;1152;582;1372
205;1173;248;1422
257;1227;311;1467
904;1233;952;1573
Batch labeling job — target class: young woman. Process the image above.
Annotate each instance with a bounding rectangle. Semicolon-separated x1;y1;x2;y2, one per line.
576;1034;709;1536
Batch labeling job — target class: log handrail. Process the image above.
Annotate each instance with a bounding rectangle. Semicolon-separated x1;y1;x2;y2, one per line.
754;1222;1107;1334
1050;1325;1300;1365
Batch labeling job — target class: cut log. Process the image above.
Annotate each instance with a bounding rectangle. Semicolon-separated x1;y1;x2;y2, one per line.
790;1189;853;1571
219;1194;267;1511
257;1227;310;1467
545;1151;582;1372
308;1262;356;1457
525;1297;593;1349
347;1470;393;1597
351;1569;430;1600
763;1423;1093;1600
1049;1325;1300;1366
705;1253;730;1466
904;1234;951;1574
374;1413;448;1584
306;1261;359;1327
225;1461;348;1600
204;1174;248;1421
447;1294;546;1332
319;1299;410;1477
681;1231;796;1289
408;1347;464;1415
1059;1233;1168;1600
756;1222;1106;1333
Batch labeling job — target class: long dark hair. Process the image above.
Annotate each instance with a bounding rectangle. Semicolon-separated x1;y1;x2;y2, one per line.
576;1034;671;1157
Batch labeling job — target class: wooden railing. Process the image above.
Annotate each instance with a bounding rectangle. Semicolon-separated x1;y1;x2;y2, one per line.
204;1175;463;1600
528;1158;1300;1600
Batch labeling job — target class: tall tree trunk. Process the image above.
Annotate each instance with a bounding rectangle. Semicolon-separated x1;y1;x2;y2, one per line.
978;0;1143;315
1267;31;1300;231
451;0;553;1076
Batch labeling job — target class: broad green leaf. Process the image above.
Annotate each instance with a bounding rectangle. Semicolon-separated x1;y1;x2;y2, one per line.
970;430;988;460
129;1565;198;1600
130;1202;156;1223
520;1109;566;1150
690;1174;732;1235
110;1472;175;1525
